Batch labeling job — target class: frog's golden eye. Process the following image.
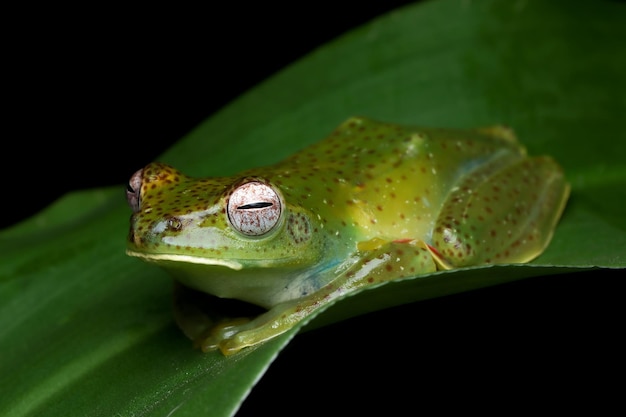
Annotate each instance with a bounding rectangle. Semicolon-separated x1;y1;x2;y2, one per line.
126;168;143;213
227;182;282;236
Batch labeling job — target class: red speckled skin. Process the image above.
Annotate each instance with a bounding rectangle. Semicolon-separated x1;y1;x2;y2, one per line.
126;117;569;354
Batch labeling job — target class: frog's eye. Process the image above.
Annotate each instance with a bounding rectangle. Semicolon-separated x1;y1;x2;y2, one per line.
126;168;143;213
227;182;282;236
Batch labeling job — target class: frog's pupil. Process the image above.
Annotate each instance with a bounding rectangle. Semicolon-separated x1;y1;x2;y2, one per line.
238;202;273;210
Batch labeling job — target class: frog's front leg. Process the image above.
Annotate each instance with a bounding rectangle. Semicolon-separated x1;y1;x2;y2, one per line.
200;239;437;355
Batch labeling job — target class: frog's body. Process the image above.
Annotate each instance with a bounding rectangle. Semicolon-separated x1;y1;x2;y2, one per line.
126;117;569;354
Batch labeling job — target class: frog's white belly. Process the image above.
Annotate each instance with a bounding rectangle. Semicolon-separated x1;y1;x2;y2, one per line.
127;250;338;309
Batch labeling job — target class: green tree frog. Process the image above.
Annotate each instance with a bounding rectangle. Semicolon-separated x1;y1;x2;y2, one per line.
126;117;569;355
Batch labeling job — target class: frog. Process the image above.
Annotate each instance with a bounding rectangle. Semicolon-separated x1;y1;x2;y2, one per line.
126;117;569;355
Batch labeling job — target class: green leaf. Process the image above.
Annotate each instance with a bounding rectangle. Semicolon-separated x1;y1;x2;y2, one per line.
1;0;624;416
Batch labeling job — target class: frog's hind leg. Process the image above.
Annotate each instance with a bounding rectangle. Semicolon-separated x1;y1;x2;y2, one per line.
428;156;569;269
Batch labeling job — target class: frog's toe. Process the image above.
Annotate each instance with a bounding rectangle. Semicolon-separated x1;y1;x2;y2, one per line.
218;326;266;355
196;334;219;352
218;336;248;356
194;317;251;353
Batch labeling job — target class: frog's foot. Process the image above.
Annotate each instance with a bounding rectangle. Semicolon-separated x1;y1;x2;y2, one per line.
172;282;265;354
173;281;300;355
194;317;252;353
194;303;302;355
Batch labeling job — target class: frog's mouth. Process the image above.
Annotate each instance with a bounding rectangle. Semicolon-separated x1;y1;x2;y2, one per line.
126;249;244;270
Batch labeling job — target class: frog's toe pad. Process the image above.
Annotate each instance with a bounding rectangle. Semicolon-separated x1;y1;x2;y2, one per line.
194;317;251;353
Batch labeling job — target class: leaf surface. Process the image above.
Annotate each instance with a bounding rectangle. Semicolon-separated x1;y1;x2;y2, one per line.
1;1;624;416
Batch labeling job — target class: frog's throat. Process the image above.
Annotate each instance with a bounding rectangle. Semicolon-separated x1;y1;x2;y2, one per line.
125;249;243;270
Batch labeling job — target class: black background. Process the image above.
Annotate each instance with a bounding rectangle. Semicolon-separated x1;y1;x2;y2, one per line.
4;2;415;230
4;2;622;415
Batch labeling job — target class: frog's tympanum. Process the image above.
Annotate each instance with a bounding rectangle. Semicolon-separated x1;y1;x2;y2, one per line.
126;117;569;355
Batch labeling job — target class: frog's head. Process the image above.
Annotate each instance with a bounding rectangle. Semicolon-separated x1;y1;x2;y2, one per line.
125;163;323;271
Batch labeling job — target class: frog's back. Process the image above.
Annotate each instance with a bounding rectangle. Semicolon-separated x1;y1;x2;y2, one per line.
276;117;522;184
251;117;526;242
